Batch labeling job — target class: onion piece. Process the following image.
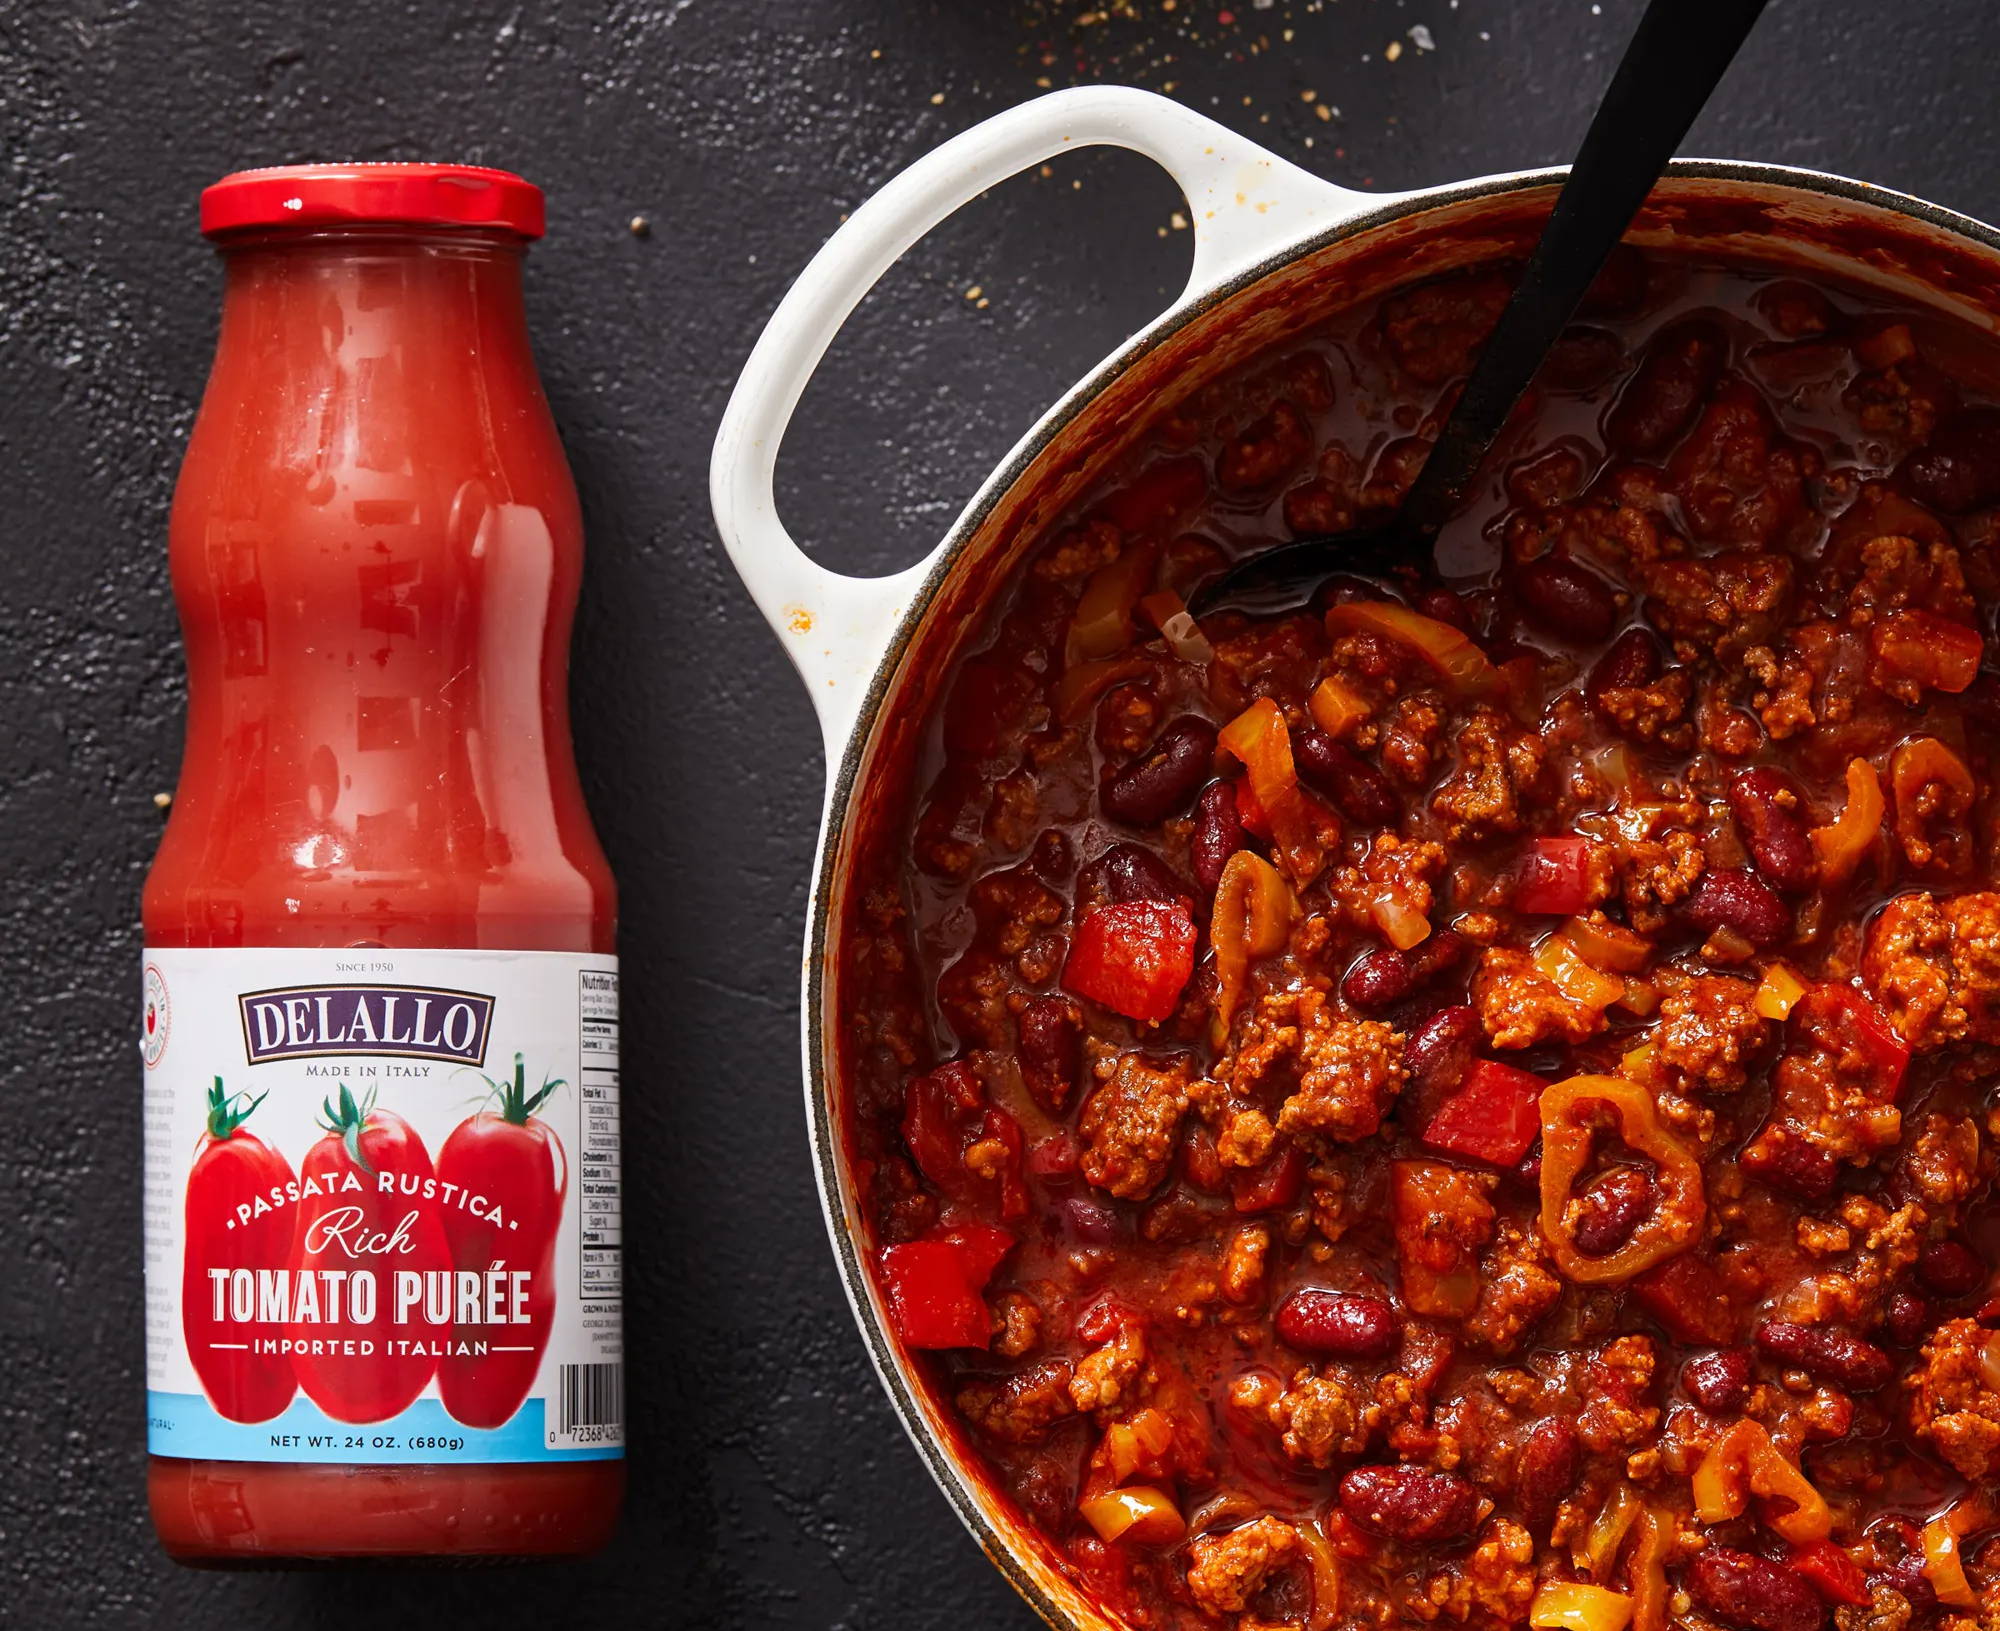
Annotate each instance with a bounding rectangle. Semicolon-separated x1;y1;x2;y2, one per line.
1924;1513;1978;1607
1561;913;1651;974
1309;675;1371;739
1579;1483;1639;1578
1052;654;1152;724
1533;935;1626;1010
1325;600;1499;697
1753;962;1809;1021
1371;894;1432;952
1809;757;1884;891
1067;541;1161;665
1529;1583;1635;1631
1077;1485;1184;1546
1139;588;1215;664
1295;1517;1343;1631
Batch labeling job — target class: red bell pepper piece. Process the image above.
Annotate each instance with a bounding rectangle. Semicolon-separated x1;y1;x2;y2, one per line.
1230;1144;1306;1213
1027;1132;1078;1177
1511;836;1594;915
1872;608;1983;693
878;1225;1016;1351
1062;899;1197;1023
1076;1297;1142;1346
1790;1541;1870;1607
975;1108;1029;1221
1631;1251;1739;1346
1233;776;1273;841
1179;1119;1226;1194
182;1077;299;1424
935;1222;1015;1289
878;1241;991;1350
901;1060;984;1191
1819;983;1910;1098
1421;1058;1547;1167
436;1053;570;1429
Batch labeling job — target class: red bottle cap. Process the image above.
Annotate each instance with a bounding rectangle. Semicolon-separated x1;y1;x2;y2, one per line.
200;163;545;239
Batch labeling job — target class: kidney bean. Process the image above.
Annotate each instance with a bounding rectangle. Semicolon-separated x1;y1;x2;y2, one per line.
1083;842;1194;908
1139;1188;1213;1245
1190;780;1243;897
1294;728;1400;827
1606;318;1729;456
1886;1292;1932;1348
1510;554;1619;644
1028;828;1073;887
1101;715;1217;826
1728;767;1819;895
1406;1005;1480;1103
1338;1465;1480;1545
1917;1238;1987;1299
1749;1133;1839;1202
1903;406;2000;514
1587;626;1664;715
1873;1558;1937;1614
1687;867;1792;948
1413;586;1473;632
1515;1418;1580;1535
1275;1289;1400;1359
1689;1547;1827;1631
1344;948;1414;1011
1755;1320;1894;1392
1015;996;1081;1113
1062;1195;1126;1244
1543;327;1627;393
1570;1165;1654;1256
1682;1346;1754;1414
1343;931;1467;1014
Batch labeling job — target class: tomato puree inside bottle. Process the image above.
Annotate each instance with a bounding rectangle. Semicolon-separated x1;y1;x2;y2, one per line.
142;164;622;1562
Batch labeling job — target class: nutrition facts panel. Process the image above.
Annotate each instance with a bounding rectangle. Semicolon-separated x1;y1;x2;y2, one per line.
577;969;622;1307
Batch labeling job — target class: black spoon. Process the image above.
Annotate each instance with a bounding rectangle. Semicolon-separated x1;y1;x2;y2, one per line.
1190;0;1770;617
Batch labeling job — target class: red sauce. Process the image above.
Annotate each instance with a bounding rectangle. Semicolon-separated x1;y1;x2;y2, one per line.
145;171;619;1560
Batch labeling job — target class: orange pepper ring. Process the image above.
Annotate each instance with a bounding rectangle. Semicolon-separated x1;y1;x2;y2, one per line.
1210;849;1297;1045
1691;1418;1833;1544
1538;1074;1704;1284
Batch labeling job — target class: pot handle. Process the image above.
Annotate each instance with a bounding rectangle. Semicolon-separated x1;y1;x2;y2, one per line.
710;85;1369;752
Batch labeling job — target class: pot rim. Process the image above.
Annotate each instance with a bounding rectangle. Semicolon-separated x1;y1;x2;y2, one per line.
801;156;2000;1629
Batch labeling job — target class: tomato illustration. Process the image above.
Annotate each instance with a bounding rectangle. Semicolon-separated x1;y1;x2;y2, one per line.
436;1054;567;1429
182;1077;298;1423
288;1084;451;1424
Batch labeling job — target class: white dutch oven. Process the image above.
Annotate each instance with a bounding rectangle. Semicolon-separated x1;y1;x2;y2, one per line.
711;86;2000;1628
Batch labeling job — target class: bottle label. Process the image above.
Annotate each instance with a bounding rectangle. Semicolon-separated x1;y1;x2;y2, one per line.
142;948;623;1464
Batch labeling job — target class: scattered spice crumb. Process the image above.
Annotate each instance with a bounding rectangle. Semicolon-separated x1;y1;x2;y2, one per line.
870;47;881;58
929;91;945;105
964;284;983;301
627;215;649;237
1314;102;1331;121
153;792;173;809
1169;210;1187;230
1384;39;1402;61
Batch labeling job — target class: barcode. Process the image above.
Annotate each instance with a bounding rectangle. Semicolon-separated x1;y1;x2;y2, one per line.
558;1363;623;1433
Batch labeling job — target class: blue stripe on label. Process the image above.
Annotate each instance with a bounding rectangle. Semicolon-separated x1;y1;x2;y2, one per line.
146;1392;621;1464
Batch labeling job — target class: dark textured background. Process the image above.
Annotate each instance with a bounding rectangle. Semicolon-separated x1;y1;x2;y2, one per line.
5;0;1998;1625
